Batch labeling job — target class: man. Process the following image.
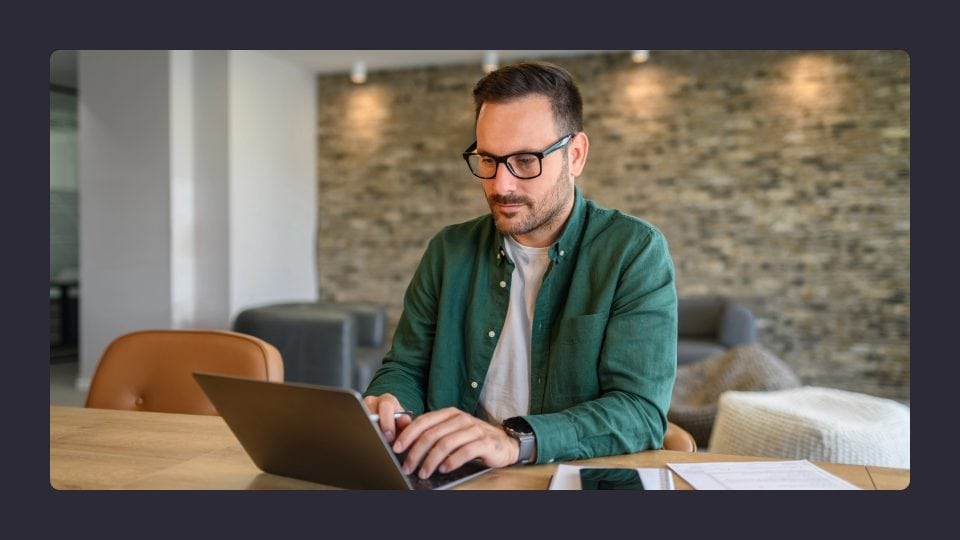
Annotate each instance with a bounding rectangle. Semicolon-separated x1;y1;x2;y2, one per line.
363;61;677;480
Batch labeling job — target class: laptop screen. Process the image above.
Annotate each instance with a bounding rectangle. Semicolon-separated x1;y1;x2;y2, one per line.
192;372;491;489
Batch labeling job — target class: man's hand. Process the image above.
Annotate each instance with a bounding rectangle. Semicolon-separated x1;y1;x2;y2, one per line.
363;393;412;443
391;407;520;478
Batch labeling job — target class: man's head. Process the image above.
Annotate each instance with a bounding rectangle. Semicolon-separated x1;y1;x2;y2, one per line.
472;61;583;137
469;61;590;247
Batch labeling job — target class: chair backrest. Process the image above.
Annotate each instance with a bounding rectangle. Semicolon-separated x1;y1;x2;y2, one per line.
678;295;756;347
85;329;284;416
677;296;727;339
662;421;697;452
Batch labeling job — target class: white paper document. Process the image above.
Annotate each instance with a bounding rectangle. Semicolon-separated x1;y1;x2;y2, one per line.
548;463;675;490
666;460;861;490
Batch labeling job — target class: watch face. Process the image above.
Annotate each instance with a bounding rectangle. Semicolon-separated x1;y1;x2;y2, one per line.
503;416;533;434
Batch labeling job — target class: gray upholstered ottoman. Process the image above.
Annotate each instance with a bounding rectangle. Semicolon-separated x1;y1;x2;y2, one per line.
708;386;910;468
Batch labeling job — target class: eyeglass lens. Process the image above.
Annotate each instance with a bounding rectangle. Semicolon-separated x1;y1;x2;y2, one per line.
467;153;541;179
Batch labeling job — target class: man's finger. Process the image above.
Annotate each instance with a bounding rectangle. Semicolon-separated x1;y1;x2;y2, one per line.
396;410;471;475
377;399;402;441
439;439;491;473
416;426;484;478
392;408;459;453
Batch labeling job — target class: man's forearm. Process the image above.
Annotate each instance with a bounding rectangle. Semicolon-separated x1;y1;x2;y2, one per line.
523;390;669;464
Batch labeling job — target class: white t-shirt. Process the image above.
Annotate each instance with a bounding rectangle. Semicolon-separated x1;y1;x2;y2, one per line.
476;235;551;425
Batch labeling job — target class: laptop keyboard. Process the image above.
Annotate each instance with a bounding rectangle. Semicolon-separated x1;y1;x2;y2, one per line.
395;451;490;490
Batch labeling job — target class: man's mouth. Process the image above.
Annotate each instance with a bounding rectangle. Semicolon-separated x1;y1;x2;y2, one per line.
491;196;529;213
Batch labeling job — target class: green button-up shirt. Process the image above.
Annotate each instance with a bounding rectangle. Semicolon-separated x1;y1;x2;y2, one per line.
364;187;677;464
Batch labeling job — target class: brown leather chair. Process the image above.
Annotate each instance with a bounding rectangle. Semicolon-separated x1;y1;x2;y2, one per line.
85;329;284;416
663;421;697;452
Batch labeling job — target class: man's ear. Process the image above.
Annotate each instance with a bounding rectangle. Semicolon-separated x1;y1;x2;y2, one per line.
569;132;590;177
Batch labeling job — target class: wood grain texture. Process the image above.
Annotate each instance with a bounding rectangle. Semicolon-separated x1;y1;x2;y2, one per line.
50;406;908;490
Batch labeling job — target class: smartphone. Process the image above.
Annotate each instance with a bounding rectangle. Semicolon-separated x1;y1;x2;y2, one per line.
578;468;645;490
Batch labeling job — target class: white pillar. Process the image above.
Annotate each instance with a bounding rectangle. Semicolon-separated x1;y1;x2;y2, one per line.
228;50;318;320
191;51;232;328
78;51;173;388
76;50;317;390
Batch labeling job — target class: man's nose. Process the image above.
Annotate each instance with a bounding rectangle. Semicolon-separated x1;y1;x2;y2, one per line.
490;162;519;194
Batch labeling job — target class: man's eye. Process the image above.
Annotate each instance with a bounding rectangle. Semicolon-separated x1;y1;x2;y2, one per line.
479;156;497;166
513;155;537;168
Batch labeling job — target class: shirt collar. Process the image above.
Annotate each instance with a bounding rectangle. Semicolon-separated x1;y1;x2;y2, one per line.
494;186;586;266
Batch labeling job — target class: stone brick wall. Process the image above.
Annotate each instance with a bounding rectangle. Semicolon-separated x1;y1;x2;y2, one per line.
316;50;909;401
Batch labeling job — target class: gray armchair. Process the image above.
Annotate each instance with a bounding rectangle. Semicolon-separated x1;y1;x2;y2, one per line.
670;296;801;449
677;296;756;365
233;301;387;392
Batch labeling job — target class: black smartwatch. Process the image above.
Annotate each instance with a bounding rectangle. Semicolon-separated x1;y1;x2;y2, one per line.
502;416;536;465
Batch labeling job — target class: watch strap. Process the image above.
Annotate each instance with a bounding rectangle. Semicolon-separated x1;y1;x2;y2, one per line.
503;417;536;465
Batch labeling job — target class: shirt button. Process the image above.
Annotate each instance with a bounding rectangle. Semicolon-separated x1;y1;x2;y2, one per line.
499;281;506;288
537;377;542;384
488;330;496;338
470;381;478;389
559;250;565;257
548;458;555;463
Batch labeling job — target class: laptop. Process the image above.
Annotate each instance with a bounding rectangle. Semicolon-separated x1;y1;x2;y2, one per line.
192;372;492;490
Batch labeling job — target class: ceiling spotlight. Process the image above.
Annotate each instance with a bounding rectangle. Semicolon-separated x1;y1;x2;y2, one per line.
350;60;367;84
483;50;499;73
631;50;650;63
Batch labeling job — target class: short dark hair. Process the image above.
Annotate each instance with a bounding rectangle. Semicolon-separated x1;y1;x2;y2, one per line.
472;61;583;136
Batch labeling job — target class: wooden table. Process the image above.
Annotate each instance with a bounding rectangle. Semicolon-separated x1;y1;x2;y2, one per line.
50;406;909;490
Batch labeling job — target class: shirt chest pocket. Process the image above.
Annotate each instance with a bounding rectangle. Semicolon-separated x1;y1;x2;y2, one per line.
549;312;609;399
555;312;608;347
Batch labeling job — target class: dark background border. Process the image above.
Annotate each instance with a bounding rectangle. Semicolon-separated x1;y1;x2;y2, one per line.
9;1;943;536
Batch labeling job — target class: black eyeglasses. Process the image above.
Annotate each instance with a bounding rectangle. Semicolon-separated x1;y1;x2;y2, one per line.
462;133;575;180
